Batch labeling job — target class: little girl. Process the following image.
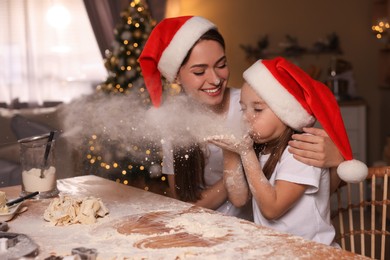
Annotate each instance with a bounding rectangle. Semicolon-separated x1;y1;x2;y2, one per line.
208;57;367;246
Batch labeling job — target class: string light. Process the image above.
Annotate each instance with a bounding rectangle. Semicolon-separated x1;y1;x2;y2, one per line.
86;133;165;189
372;18;389;39
86;0;168;193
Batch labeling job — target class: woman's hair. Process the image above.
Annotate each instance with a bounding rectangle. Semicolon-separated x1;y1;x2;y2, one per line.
180;29;225;67
171;29;225;202
173;144;205;202
253;127;295;179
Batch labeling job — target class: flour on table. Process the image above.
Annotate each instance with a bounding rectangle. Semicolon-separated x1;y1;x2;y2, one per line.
44;196;109;225
165;212;229;238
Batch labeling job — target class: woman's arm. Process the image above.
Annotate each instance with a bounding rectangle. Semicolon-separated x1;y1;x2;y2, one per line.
288;127;344;168
167;172;228;210
194;179;229;210
167;174;178;199
223;150;250;207
240;150;307;220
288;127;343;195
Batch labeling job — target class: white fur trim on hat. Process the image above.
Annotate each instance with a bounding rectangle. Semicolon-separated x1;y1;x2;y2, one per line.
337;159;368;183
158;17;216;82
243;61;315;131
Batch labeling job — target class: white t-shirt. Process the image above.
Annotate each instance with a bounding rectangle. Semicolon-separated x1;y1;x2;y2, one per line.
162;88;251;220
253;148;336;245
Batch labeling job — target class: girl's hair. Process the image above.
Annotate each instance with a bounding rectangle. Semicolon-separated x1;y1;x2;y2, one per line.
172;29;225;202
253;127;295;179
173;144;205;202
180;29;225;67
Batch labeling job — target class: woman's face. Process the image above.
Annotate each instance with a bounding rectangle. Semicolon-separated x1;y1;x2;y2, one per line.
176;40;229;108
240;83;287;143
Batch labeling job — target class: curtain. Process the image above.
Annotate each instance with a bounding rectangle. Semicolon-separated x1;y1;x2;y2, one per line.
146;0;167;22
0;0;107;106
83;0;167;58
83;0;130;58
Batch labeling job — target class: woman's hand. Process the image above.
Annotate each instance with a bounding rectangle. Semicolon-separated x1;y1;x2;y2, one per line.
288;127;344;168
206;134;253;156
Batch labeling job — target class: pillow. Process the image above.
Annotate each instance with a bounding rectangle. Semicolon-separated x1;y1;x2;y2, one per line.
0;159;21;187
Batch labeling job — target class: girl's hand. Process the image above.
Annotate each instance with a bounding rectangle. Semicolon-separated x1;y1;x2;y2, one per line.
206;134;253;156
288;127;344;168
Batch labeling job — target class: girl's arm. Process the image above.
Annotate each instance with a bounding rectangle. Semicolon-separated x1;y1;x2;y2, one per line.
207;134;253;207
208;134;308;219
194;179;229;210
240;149;307;220
223;150;250;207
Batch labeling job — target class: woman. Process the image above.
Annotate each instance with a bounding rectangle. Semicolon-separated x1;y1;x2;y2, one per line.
139;16;344;220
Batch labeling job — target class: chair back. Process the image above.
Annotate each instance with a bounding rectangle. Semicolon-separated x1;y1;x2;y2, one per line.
332;166;390;259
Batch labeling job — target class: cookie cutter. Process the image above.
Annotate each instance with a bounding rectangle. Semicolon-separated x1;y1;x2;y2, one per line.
0;230;39;258
71;247;98;260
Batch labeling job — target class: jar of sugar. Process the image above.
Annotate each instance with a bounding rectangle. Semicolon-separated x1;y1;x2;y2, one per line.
18;133;59;199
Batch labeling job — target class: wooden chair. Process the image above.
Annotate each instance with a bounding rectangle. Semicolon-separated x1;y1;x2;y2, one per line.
332;166;390;259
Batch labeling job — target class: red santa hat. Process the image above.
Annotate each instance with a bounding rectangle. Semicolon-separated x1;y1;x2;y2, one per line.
243;57;368;183
139;16;216;107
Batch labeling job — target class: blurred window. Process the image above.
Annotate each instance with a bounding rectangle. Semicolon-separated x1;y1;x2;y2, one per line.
0;0;107;106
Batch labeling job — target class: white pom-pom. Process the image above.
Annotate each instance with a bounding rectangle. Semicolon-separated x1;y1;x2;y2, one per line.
337;159;368;183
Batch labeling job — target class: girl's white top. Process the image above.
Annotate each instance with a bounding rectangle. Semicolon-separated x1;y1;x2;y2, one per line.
253;149;336;246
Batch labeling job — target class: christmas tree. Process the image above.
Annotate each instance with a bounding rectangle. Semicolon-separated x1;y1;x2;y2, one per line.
82;0;167;194
97;0;155;106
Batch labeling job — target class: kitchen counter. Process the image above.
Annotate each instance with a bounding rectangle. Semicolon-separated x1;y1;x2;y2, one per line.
1;175;365;259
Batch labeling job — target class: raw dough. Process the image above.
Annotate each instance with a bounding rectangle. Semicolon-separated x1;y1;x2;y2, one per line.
0;191;8;213
43;196;109;225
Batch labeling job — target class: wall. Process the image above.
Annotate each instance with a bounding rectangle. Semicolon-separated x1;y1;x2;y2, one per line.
166;0;384;165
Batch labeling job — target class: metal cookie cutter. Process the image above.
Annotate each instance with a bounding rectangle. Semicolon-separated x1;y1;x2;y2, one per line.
0;230;39;259
71;247;98;260
0;222;8;232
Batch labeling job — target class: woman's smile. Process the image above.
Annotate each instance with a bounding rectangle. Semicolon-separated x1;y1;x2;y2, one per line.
201;84;222;95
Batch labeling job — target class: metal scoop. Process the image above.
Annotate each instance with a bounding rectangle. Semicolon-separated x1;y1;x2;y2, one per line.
40;131;55;178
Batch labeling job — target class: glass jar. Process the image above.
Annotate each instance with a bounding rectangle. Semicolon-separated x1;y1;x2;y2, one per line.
18;133;59;199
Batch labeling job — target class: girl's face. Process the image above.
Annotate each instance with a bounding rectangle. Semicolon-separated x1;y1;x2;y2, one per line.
240;82;287;144
176;40;229;108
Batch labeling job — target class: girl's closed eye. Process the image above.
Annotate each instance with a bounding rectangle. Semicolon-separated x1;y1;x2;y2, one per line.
253;104;265;112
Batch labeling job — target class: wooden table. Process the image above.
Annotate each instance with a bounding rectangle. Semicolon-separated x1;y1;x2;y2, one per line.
1;175;365;259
